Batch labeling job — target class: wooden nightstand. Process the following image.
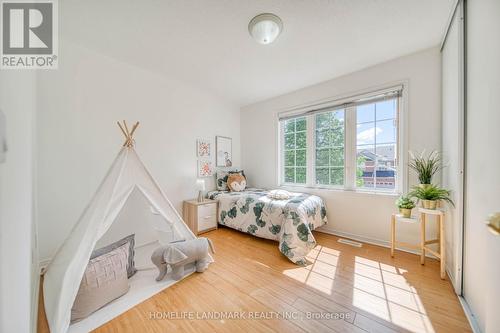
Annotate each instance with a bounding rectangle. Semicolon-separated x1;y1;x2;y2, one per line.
182;199;218;235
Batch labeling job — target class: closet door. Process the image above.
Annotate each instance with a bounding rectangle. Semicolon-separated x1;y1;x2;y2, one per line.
441;1;464;294
463;0;500;331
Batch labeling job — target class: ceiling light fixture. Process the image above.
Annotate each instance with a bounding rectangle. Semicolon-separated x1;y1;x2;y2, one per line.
248;13;283;45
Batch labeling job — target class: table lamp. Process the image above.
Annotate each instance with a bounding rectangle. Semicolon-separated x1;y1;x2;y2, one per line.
196;178;206;203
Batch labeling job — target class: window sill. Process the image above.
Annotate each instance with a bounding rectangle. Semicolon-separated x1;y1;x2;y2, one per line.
278;184;400;198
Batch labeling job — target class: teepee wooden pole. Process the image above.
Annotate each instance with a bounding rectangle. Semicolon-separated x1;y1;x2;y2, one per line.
129;122;140;137
123;120;131;137
117;120;139;147
117;122;128;139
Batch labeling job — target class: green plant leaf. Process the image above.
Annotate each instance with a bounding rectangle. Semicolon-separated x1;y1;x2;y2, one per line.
396;195;416;209
408;150;444;184
408;184;455;206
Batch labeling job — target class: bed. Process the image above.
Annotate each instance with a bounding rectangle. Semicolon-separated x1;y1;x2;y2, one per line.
207;188;327;265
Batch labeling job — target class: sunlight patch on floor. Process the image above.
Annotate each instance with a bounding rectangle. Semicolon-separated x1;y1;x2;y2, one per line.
349;260;416;293
316;246;341;256
387;301;434;333
248;259;271;269
283;245;337;294
309;259;338;278
355;256;408;275
282;246;436;333
282;267;310;283
305;271;336;294
353;257;434;333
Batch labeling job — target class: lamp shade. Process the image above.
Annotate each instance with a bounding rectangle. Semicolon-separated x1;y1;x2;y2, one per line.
248;13;283;45
196;179;206;191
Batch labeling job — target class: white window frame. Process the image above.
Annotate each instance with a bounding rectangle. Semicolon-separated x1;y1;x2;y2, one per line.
277;83;408;195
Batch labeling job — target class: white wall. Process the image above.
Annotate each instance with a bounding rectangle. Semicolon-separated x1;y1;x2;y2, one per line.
241;48;442;249
463;0;500;331
0;71;38;333
36;40;241;262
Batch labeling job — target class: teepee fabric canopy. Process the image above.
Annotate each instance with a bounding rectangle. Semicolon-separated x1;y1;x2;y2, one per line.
43;122;196;333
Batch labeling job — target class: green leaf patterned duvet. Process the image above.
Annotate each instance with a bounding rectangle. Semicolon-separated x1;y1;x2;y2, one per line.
207;189;327;265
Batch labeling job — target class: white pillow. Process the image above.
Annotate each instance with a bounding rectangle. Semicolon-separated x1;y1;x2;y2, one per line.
71;243;130;323
268;190;292;200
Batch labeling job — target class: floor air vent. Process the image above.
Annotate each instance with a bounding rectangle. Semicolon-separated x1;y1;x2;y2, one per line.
337;238;363;247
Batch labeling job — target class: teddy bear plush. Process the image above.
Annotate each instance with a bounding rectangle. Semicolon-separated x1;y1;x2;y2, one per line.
227;173;247;192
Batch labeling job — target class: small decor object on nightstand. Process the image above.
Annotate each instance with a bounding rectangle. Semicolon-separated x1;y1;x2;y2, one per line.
216;136;232;167
196;179;206;203
183;199;218;235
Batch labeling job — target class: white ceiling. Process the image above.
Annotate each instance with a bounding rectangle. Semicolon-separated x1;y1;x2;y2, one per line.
62;0;454;107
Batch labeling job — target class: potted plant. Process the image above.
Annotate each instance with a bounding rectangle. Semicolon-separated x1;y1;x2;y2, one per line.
396;195;416;218
409;184;454;210
408;151;443;188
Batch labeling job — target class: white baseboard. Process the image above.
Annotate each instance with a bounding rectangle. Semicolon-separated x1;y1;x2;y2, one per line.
458;296;482;333
316;226;439;259
32;265;40;333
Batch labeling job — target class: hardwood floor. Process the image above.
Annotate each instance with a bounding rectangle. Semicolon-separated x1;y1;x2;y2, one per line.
38;227;472;333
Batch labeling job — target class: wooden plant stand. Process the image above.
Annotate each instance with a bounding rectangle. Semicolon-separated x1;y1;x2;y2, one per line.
391;208;446;279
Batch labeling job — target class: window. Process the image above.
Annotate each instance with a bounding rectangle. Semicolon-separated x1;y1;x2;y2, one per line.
315;110;345;186
283;117;307;184
279;87;402;193
356;100;398;191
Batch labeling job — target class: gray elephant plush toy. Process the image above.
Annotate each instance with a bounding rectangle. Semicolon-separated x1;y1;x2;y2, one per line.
151;237;215;281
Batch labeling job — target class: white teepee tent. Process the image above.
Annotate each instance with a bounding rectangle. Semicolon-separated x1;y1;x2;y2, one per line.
43;121;197;333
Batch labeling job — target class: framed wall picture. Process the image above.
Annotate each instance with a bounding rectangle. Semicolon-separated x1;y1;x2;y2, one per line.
216;136;232;167
197;138;211;158
198;159;213;177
